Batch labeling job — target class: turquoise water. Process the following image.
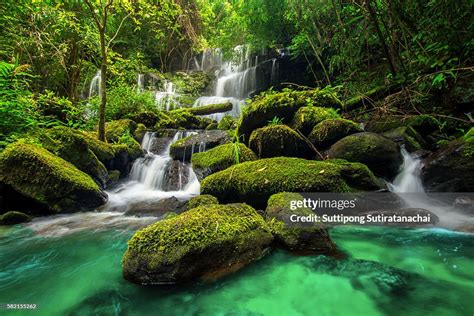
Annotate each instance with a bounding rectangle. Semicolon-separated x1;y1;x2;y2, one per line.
0;223;473;316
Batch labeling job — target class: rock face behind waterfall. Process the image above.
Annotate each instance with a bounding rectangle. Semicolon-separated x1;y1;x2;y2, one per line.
201;157;384;209
421;134;474;192
169;130;231;161
0;143;107;213
122;204;273;285
328;132;402;180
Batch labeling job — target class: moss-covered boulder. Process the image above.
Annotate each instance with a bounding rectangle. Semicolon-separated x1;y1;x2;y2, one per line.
127;111;159;128
0;211;31;225
249;125;312;158
421;128;474;191
290;106;340;135
382;126;427;152
41;126;109;188
328;132;402;179
0;143;107;213
218;115;238;130
155;109;208;130
201;157;384;208
237;89;342;143
122;203;273;285
407;115;440;137
308;118;363;149
192;143;257;180
133;123;147;143
187;194;219;210
266;192;336;253
170;130;231;162
105;119;138;143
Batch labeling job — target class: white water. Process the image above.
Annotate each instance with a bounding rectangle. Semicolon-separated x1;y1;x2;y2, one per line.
137;74;145;92
155;80;179;111
389;148;472;228
192;45;257;122
88;70;101;98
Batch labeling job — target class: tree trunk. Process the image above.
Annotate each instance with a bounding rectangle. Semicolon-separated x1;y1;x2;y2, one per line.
98;31;107;142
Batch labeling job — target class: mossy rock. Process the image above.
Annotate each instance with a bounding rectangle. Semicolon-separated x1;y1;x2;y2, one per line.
105;119;138;143
328;132;402;180
106;170;121;187
407;115;440;136
218;115;238;130
133;123;147;143
127;111;159;128
249;124;312;158
201;157;383;209
188;102;232;116
266;192;336;253
192;143;257;180
309;118;363;149
421;129;474;191
290;106;340;135
382;126;427;152
0;211;31;225
0;143;107;213
41;126;109;188
187;194;219;210
155;109;206;130
122;203;273;285
237;89;342;143
169;130;231;162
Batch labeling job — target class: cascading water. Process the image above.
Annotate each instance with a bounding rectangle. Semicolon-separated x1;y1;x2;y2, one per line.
155;80;178;111
88;70;102;98
104;131;200;212
137;74;145;92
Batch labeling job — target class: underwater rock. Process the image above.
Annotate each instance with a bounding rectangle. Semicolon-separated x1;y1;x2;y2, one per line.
169;130;231;162
266;192;336;254
0;143;107;213
192;143;257;180
249;124;312;158
201;157;384;209
328;132;402;180
122;203;273;285
308;118;363;150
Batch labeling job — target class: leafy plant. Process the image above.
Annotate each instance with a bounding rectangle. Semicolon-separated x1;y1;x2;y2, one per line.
267;116;284;126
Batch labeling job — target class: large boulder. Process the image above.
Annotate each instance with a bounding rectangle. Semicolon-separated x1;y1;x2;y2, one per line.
186;194;219;210
406;115;440;137
155;109;211;130
41;126;109;188
309;118;363;149
290;106;340;135
237;89;342;143
0;143;107;213
122;203;273;285
328;132;402;180
421;129;474;191
266;192;336;254
124;197;188;217
201;157;384;208
105;119;138;143
192;143;257;180
217;115;237;130
249;125;312;158
382;126;427;153
169;130;231;162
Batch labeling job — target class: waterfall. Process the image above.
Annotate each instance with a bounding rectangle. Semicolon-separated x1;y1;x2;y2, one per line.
271;58;279;85
137;74;145;92
155;81;178;111
389;148;424;193
104;131;200;212
88;70;101;98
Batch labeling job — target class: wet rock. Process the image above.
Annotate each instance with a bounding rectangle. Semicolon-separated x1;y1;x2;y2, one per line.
328;132;403;180
266;192;336;254
249;124;312;158
453;196;474;215
169;130;231;162
122;203;273;285
163;160;190;191
124;197;188;217
382;126;428;152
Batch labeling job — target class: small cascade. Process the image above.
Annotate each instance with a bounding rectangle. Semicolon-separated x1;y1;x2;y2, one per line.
271;58;279;85
104;131;200;212
389;148;424;193
88;70;102;98
137;74;145;92
155;80;178;111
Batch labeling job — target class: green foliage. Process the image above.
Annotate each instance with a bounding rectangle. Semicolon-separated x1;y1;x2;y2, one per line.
267;116;284;126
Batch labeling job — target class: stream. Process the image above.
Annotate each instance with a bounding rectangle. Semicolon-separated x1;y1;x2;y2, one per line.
1;50;473;316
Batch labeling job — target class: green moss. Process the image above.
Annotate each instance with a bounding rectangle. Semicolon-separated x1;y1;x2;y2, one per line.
155;109;203;130
126;111;159;128
382;126;426;152
122;203;272;273
309;118;362;149
187;194;219;210
188;102;232;116
201;157;382;208
105;119;138;143
218;115;237;130
407;115;440;136
168;71;213;96
133;123;147;142
249;124;310;158
0;211;31;225
192;143;257;176
80;132;116;163
107;170;121;182
237;88;342;143
0;142;104;212
463;127;474;157
290;106;340;135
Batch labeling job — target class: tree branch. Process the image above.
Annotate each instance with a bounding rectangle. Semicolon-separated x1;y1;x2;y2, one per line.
107;13;131;49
